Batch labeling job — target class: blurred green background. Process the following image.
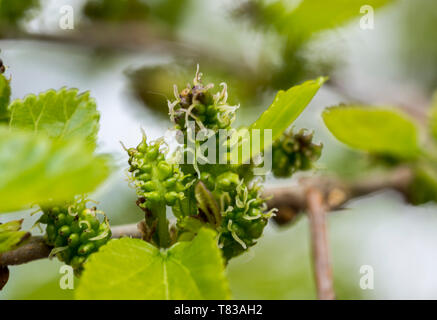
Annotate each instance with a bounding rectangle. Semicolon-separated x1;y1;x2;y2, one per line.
2;0;437;299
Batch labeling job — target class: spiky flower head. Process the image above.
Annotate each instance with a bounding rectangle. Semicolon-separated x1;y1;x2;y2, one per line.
168;65;239;133
178;171;276;261
38;198;111;274
217;178;276;260
126;132;189;208
272;128;322;178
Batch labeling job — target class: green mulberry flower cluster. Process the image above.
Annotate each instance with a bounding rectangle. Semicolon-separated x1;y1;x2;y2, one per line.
215;175;275;260
167;69;275;259
176;171;275;261
38;198;111;273
126;133;192;247
126;133;188;209
168;66;238;133
272;128;322;178
126;67;321;260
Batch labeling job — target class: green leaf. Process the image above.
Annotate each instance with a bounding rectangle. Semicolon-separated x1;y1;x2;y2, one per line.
259;0;393;41
75;228;231;300
0;220;30;254
194;181;220;226
0;74;11;123
9;88;100;147
429;92;437;143
0;0;40;27
83;0;150;22
323;106;420;158
408;164;437;205
0;127;110;213
245;77;325;160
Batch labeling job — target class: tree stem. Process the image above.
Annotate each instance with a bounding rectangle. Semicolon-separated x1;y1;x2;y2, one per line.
152;201;170;248
306;187;335;300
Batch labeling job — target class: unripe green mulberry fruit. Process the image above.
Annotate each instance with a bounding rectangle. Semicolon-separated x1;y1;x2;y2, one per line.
38;198;111;274
272;128;322;178
126;133;188;209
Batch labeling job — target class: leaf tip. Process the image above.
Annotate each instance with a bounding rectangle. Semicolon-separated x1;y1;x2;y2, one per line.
316;76;329;86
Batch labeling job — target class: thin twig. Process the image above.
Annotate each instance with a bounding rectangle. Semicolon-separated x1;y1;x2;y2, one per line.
0;266;9;290
268;166;413;225
306;187;335;300
0;236;51;266
0;224;142;266
110;223;142;239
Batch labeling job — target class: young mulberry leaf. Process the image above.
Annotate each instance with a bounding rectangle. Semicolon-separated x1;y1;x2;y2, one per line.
75;228;231;299
9;88;100;148
83;0;150;22
408;164;437;205
252;0;394;42
0;0;40;27
0;74;11;123
0;128;110;213
194;181;221;226
246;77;326;162
0;219;30;254
428;91;437;144
323;105;420;159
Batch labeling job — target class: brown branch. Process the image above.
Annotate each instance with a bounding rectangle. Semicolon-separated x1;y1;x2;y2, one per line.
0;266;9;290
268;166;413;225
0;224;142;267
110;223;142;239
0;25;255;79
0;236;51;266
0;167;414;267
306;187;335;300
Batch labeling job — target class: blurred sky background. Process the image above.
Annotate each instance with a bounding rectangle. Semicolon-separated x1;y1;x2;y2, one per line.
1;0;437;299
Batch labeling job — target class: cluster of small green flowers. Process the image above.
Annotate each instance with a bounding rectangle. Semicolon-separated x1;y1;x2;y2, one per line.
214;174;275;260
272;128;322;178
165;69;275;259
38;198;111;273
126;134;188;209
126;67;321;260
191;170;274;260
168;66;238;133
